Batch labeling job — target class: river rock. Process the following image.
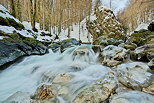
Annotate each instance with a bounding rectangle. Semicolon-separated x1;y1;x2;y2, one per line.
116;62;153;90
110;91;154;103
130;29;154;46
0;41;25;67
33;84;58;100
60;38;80;52
118;42;137;50
73;72;117;103
142;80;154;95
134;44;154;62
101;45;128;67
100;38;123;48
72;46;96;63
48;43;60;53
0;34;48;68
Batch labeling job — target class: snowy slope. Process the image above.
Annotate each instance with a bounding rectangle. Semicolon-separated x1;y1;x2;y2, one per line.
57;17;93;43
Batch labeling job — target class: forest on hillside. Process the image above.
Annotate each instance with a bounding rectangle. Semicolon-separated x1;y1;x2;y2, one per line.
0;0;92;33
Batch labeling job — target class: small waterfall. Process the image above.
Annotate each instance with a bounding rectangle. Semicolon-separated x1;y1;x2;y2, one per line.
0;45;112;102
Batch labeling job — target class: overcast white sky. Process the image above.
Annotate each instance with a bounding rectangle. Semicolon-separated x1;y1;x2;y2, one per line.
101;0;130;14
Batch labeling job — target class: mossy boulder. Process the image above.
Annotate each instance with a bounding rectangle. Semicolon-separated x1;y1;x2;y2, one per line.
0;33;48;68
93;36;124;47
0;17;24;30
7;18;24;30
0;16;10;26
60;38;80;52
118;42;137;50
130;30;154;46
100;38;123;48
48;43;60;53
86;6;125;41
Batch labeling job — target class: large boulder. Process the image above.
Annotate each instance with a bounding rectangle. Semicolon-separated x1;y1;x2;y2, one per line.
101;45;128;67
116;62;153;90
130;29;154;46
110;91;154;103
0;41;25;67
73;71;117;103
86;6;125;41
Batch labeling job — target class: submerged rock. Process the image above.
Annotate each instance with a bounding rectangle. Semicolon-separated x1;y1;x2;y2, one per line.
116;62;153;90
110;91;154;103
53;73;72;85
72;46;96;64
101;45;128;67
73;72;117;103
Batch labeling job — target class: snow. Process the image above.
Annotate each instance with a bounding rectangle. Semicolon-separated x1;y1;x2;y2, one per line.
0;5;21;23
0;5;9;13
57;17;93;43
135;23;149;31
36;35;53;42
0;36;4;40
22;21;40;30
0;25;34;38
0;25;15;34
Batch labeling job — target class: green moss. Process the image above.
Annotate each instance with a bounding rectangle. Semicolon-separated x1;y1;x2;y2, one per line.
0;16;24;30
7;18;24;30
0;17;9;26
130;30;154;46
23;37;43;46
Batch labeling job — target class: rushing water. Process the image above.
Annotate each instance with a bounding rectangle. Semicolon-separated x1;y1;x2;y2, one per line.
0;45;113;102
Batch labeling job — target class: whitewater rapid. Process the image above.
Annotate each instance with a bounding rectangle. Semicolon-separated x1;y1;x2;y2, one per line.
0;45;113;102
